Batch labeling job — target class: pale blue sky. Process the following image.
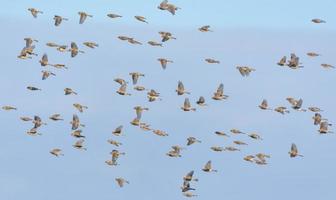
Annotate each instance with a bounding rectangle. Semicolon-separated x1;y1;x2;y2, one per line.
0;0;336;200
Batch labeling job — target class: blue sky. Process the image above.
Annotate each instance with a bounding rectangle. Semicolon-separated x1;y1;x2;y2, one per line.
0;0;336;200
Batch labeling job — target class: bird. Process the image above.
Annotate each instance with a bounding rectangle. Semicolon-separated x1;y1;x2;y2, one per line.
112;125;123;136
134;86;146;91
318;121;333;134
28;8;43;18
212;83;228;100
205;58;220;64
50;148;64;157
127;38;142;45
2;106;17;111
274;106;290;114
83;42;99;49
311;18;326;23
152;129;168;136
259;99;272;110
24;37;38;47
307;52;320;57
53;15;68;26
73;103;88;113
230;129;246;135
224;146;241;151
148;41;163;47
107;139;122;147
202;160;217;172
56;45;68;52
286;98;306;111
210;146;224;152
33;115;46;129
312;113;322;125
183;192;198;198
64;88;77;95
107;13;122;19
308;107;323;112
49;114;63;121
186;137;201;146
27;86;41;91
27;128;42;136
71;130;85;138
41;70;56;80
236;66;256;77
196;96;207;106
147;89;161;102
73;139;87;150
181;98;196;111
287;53;303;69
233;140;248;145
20;116;33;121
321;64;334;69
70;114;83;130
158;58;173;69
181;181;196;192
183;170;198;182
134;16;148;23
158;0;180;15
277;56;286;66
129;72;145;85
39;54;52;66
116;84;131;96
69;42;84;57
199;25;213;32
248;133;263;140
289;143;303;158
78;12;93;24
134;106;149;120
114;78;128;85
159;31;176;42
46;42;59;47
215;131;230;137
115;178;129;187
176;81;190;95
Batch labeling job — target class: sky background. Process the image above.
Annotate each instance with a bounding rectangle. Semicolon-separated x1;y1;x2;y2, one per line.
0;0;336;200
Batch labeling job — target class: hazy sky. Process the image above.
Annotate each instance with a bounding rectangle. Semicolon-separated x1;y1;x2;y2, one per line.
1;0;336;200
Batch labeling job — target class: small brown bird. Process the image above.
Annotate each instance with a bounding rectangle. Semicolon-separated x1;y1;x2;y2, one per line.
181;181;196;192
311;18;326;23
129;72;145;85
287;98;306;111
147;89;161;102
78;12;93;24
321;64;334;69
224;146;241;151
230;129;246;135
158;58;173;69
135;16;148;23
73;139;86;150
196;96;207;106
289;143;303;158
215;131;230;137
134;106;149;120
274;106;290;114
199;25;213;32
69;42;84;57
28;8;43;18
318;121;333;134
49;114;63;121
83;42;99;49
152;129;168;136
118;36;132;41
308;107;323;112
181;98;196;111
244;155;255;162
183;170;198;182
259;99;272;110
39;54;52;66
287;53;303;69
236;66;256;77
202;160;217;172
210;146;224;152
186;137;201;146
176;81;190;95
159;31;176;42
24;37;38;47
233;140;248;145
312;113;322;125
41;70;56;80
56;45;68;52
212;83;228;100
20;116;33;121
183;192;198;198
277;56;286;66
134;85;146;91
70;114;83;130
248;133;263;140
73;103;88;113
127;38;142;45
64;88;77;95
107;139;122;147
27;128;41;136
52;64;67;69
53;15;68;26
112;125;123;136
148;41;163;47
71;130;85;138
2;106;17;111
205;58;220;64
115;178;129;188
116;84;131;96
27;86;41;91
307;52;320;57
33;115;46;129
50;148;64;157
114;78;128;85
158;0;180;15
46;42;59;47
107;13;122;19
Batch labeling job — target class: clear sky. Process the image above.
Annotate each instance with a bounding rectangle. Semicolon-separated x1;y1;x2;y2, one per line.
1;0;336;200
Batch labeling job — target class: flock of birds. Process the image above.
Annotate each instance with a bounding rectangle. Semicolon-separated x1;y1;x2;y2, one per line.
5;0;333;197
